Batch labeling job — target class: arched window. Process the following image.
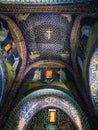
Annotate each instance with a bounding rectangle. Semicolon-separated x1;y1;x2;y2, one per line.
89;48;98;108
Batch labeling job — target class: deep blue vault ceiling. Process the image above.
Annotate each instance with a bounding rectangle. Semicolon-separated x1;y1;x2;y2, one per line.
17;14;72;65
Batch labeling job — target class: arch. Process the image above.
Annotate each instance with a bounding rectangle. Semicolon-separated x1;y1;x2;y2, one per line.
70;13;97;88
5;89;90;130
0;15;27;120
83;22;98;115
0;14;27;100
70;14;98;106
0;54;8;103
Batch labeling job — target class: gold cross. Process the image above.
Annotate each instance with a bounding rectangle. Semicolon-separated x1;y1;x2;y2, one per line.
46;28;52;40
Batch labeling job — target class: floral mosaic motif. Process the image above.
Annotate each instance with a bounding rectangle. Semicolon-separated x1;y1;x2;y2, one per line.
89;48;98;108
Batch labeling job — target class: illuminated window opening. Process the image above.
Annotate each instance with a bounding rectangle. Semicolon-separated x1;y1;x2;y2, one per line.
48;109;56;123
45;69;53;79
4;43;12;54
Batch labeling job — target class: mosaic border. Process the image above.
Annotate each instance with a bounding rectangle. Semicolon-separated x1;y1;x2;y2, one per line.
0;3;97;13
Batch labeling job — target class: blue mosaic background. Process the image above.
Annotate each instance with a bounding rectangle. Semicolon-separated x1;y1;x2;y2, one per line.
16;13;73;66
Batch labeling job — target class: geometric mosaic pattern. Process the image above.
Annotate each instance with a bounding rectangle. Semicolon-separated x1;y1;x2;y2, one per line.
27;107;76;130
89;48;98;108
18;13;72;65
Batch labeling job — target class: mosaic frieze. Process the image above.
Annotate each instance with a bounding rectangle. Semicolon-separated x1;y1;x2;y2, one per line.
24;68;70;84
89;48;98;108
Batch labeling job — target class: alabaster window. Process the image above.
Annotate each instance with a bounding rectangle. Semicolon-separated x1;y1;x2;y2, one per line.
48;109;56;123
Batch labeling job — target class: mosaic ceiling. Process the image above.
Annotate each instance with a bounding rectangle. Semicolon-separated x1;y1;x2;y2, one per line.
17;14;72;65
0;13;98;107
0;3;98;129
